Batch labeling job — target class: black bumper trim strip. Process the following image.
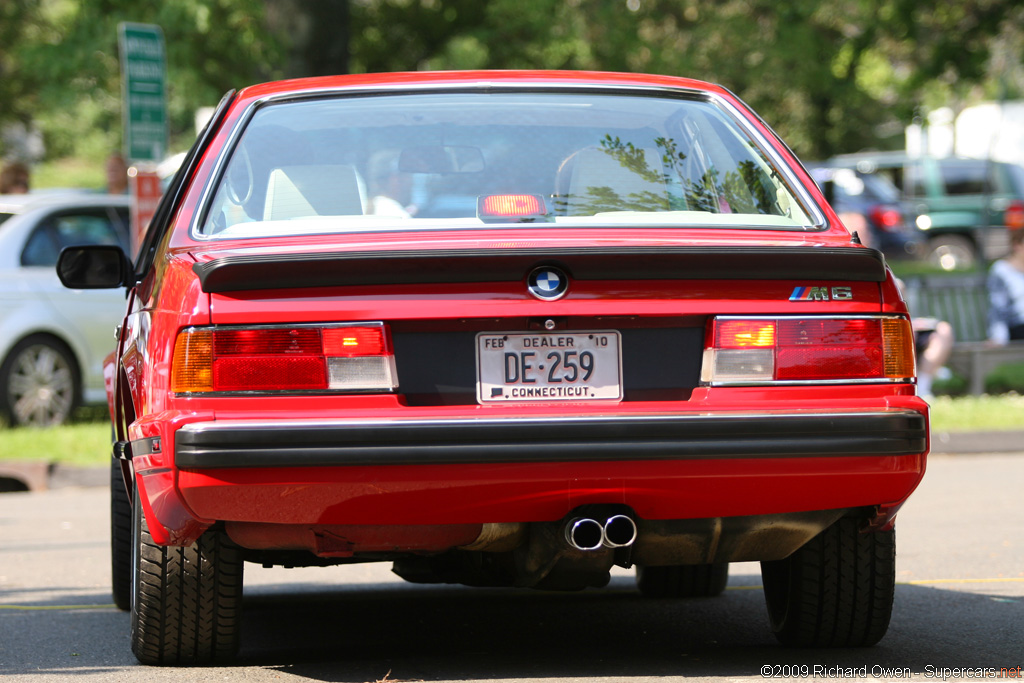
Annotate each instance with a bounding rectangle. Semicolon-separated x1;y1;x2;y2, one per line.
174;412;927;469
192;245;886;293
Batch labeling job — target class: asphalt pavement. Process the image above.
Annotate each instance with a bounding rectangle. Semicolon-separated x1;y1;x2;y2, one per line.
1;452;1021;682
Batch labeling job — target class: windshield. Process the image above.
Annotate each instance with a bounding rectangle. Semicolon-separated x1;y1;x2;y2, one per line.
199;91;815;238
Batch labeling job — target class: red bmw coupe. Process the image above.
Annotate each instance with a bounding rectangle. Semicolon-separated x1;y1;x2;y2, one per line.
58;70;929;665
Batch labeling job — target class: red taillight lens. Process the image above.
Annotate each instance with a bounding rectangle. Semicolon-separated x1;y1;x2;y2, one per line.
214;356;327;392
702;317;915;384
868;205;904;231
776;319;882;380
1005;200;1024;231
172;324;395;394
214;328;322;355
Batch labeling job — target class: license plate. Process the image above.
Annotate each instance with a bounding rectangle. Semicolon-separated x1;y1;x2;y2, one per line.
476;331;622;403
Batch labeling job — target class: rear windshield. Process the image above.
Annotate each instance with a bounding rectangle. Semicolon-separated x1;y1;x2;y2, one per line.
198;91;816;238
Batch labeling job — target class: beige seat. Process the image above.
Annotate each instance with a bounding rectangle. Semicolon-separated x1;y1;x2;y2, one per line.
560;147;670;216
263;165;364;221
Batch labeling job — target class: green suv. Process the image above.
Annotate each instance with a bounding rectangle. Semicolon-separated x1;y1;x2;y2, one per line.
830;152;1024;270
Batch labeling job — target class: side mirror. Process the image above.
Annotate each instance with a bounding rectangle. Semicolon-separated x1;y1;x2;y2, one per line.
56;245;132;289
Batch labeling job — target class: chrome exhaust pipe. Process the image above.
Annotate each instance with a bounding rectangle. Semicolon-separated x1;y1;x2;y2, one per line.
602;514;638;548
565;517;604;551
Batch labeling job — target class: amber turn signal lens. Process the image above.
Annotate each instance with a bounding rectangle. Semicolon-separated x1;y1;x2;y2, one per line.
882;317;916;379
171;329;213;393
715;320;776;348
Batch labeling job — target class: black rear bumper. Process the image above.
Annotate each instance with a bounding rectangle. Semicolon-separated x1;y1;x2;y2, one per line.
171;411;928;469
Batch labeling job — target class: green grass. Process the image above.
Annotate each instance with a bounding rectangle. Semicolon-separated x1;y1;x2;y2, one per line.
0;422;112;466
32;157;106;191
0;394;1020;467
928;393;1024;433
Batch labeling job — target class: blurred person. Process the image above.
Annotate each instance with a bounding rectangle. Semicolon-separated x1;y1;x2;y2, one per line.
366;150;416;217
106;152;129;194
0;161;30;193
895;277;954;399
987;225;1024;345
913;317;954;398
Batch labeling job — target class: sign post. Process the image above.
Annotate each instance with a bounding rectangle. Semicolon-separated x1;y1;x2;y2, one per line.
128;169;162;258
118;23;168;256
118;22;168;163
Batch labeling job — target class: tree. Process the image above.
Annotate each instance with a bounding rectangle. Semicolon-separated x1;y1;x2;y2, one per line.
347;0;1024;159
0;0;46;150
3;0;1022;166
265;0;352;77
1;0;282;162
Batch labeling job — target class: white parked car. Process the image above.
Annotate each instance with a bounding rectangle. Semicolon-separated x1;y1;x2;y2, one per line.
0;193;130;426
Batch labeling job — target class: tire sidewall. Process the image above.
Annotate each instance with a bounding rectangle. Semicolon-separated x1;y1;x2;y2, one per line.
129;484;144;650
0;334;80;426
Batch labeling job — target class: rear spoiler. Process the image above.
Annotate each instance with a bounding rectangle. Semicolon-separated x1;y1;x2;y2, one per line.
192;246;887;293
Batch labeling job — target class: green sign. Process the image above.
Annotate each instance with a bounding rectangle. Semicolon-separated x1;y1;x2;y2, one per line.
118;23;167;163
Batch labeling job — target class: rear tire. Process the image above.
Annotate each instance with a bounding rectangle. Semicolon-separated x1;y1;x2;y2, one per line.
636;563;729;598
110;460;131;611
130;487;244;665
760;518;895;647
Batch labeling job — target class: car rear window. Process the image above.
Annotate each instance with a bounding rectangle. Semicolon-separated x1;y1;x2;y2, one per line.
197;91;816;238
939;161;991;195
1002;162;1024;196
20;208;130;267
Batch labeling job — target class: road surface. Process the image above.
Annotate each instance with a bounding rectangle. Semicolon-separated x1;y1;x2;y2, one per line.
1;453;1021;682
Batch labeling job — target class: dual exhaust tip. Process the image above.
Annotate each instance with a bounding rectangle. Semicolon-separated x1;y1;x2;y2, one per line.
565;515;637;551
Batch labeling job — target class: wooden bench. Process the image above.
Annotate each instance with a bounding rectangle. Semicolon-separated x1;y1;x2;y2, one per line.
901;273;1024;394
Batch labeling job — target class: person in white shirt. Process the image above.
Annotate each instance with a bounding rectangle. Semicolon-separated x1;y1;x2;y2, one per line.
987;227;1024;345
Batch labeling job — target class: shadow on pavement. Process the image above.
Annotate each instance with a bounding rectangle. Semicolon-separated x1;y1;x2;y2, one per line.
1;575;1019;679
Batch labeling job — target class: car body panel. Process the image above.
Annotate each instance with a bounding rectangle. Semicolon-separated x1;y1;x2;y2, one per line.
0;194;130;412
829;152;1024;263
89;70;926;583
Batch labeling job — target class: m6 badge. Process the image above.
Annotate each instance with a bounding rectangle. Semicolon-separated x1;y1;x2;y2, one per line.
789;286;853;301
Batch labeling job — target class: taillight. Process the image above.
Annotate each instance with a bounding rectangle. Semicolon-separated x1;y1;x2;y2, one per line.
477;194;549;222
171;323;396;394
867;204;904;232
701;316;915;384
1005;200;1024;231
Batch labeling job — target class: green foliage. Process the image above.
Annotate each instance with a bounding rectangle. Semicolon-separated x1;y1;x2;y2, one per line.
348;0;1024;159
932;370;967;397
3;0;1024;176
0;1;45;129
33;156;106;189
983;362;1024;395
932;362;1024;397
2;0;281;166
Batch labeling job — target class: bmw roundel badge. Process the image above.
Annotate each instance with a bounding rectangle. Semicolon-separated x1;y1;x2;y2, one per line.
527;266;569;301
